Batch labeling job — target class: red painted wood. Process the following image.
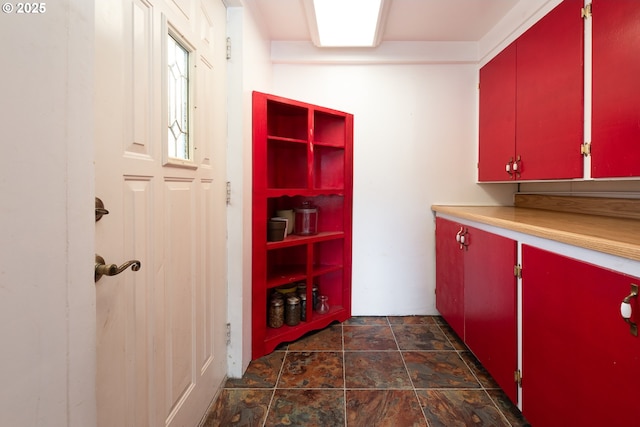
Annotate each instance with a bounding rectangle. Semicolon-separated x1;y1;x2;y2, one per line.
478;42;516;182
252;91;353;359
522;245;640;427
516;0;584;180
464;227;518;404
592;0;640;178
435;218;465;338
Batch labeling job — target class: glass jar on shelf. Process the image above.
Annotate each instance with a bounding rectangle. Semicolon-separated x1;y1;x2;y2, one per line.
294;201;318;235
285;295;301;326
299;292;307;321
316;295;329;314
268;296;284;328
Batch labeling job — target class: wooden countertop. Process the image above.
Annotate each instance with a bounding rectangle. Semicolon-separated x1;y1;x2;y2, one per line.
431;204;640;262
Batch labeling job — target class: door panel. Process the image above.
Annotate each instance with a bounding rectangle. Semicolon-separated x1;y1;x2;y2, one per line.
435;218;465;338
464;227;517;404
522;245;640;427
95;1;227;426
516;0;583;180
592;0;640;178
478;42;516;182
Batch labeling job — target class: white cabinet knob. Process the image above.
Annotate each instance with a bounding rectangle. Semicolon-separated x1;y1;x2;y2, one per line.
621;301;632;319
620;284;638;336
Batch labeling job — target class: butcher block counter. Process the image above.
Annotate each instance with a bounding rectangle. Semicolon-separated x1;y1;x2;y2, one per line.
432;194;640;262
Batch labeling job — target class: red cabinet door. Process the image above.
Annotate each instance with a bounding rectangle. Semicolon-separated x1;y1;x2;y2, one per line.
435;217;465;338
464;227;518;404
522;245;640;427
478;42;516;182
592;0;640;178
516;0;584;180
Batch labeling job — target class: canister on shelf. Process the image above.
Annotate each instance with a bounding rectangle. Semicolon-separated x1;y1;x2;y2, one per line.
312;284;319;310
275;209;295;235
294;201;318;235
268;296;284;328
297;282;307;297
299;292;307;321
285;295;301;326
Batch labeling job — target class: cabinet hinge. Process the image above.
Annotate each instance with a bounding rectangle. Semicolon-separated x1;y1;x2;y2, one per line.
226;37;231;60
514;369;522;387
514;264;522;278
580;142;591;157
226;181;231;205
581;3;592;19
226;322;231;345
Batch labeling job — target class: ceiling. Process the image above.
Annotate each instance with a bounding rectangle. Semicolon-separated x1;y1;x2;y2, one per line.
251;0;523;44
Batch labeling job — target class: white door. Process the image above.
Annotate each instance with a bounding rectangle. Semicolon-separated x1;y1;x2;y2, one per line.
95;0;228;426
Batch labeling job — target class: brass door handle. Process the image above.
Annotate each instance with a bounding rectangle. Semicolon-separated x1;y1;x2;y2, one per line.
95;254;141;282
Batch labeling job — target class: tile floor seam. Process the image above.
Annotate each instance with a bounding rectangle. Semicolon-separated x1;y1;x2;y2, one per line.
485;389;517;427
389;317;433;427
341;321;347;427
261;345;288;427
435;320;517;427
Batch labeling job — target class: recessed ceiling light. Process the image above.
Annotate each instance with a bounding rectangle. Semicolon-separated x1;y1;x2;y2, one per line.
304;0;389;47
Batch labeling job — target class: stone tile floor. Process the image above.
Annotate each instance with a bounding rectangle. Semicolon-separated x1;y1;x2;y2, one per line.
201;316;530;427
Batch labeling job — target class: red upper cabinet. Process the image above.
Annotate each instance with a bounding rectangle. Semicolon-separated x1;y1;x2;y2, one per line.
478;0;584;181
522;245;640;427
252;92;353;360
516;0;584;180
591;0;640;178
478;42;517;182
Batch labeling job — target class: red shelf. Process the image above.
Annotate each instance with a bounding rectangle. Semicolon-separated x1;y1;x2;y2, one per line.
263;306;349;354
265;189;345;198
267;135;307;144
266;231;344;249
252;91;353;360
266;265;306;289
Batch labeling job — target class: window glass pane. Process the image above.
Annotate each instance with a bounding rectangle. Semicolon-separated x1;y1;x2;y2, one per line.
167;35;189;160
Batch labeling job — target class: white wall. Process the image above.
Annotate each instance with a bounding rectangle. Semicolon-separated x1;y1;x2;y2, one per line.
261;0;596;316
0;1;96;426
226;0;273;377
272;62;514;315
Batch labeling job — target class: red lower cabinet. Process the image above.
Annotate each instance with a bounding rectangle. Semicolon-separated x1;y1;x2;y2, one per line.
463;227;517;404
522;245;640;427
435;218;518;404
435;217;465;338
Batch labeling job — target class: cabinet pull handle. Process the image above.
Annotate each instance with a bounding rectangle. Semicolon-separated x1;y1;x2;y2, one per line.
513;155;522;177
620;284;638;337
505;157;513;176
455;227;469;250
456;228;465;250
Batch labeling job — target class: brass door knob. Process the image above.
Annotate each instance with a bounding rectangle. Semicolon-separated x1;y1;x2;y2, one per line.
95;254;141;282
95;197;109;222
